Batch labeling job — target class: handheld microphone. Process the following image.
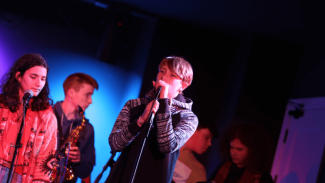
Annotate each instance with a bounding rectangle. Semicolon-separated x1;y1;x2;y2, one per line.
157;86;162;97
22;90;33;106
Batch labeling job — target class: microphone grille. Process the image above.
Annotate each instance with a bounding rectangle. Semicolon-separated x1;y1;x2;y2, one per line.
24;90;34;96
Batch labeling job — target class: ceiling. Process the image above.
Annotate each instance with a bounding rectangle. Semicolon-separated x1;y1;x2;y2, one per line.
1;0;324;43
103;0;325;43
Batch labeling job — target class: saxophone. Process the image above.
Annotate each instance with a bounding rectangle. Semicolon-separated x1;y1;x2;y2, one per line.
51;106;87;182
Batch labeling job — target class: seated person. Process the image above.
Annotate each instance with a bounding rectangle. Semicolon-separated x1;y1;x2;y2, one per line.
173;116;217;183
210;123;273;183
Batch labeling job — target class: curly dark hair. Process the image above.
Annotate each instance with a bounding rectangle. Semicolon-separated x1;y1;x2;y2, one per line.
220;123;272;173
0;53;53;112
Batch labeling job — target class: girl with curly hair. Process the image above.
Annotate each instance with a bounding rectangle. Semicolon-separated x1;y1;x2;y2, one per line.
0;54;57;183
210;123;273;183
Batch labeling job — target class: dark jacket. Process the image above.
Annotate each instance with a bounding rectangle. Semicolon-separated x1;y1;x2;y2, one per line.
210;161;274;183
105;89;198;183
54;101;96;183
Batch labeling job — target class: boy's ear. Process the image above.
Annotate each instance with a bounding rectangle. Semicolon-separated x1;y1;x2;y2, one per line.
67;88;75;98
181;82;189;91
15;71;21;82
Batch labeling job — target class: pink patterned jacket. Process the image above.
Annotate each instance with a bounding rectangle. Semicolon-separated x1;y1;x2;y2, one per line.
0;106;57;183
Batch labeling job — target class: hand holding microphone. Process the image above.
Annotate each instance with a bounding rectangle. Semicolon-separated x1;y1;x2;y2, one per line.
152;80;168;99
137;86;162;127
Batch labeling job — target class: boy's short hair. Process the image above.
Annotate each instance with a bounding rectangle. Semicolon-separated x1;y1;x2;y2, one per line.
197;113;218;138
159;56;193;86
63;73;98;95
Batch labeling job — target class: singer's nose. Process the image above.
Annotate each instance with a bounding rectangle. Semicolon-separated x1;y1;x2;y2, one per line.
35;79;41;87
161;73;166;80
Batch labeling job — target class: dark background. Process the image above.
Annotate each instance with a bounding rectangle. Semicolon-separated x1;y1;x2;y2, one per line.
1;0;324;180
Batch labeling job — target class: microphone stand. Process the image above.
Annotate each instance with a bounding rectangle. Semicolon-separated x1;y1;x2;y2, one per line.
129;87;162;183
6;100;30;183
94;151;116;183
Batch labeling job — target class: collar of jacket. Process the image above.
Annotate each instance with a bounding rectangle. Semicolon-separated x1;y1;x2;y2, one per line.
53;101;85;125
145;89;193;111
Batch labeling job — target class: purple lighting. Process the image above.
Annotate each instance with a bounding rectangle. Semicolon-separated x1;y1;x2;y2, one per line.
0;23;24;80
0;29;11;79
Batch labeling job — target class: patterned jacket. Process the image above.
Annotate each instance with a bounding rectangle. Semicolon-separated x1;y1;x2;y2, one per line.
106;89;198;183
0;106;57;183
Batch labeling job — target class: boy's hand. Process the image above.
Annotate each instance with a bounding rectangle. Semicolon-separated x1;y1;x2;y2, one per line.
138;100;160;127
152;80;168;99
66;146;81;163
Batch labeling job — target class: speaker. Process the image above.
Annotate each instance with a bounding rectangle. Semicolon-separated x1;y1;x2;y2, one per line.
97;7;156;70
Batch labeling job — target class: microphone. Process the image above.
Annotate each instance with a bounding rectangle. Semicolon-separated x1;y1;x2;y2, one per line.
22;90;33;106
6;90;33;183
156;86;162;98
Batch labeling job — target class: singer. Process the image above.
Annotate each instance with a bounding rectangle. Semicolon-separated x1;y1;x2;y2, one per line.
105;56;198;183
0;54;57;183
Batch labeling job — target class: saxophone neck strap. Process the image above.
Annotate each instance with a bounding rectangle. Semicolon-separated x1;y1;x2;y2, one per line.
54;104;68;149
55;104;84;147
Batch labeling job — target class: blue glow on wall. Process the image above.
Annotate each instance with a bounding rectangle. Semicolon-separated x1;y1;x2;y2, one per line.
0;51;142;183
46;52;143;182
0;21;144;182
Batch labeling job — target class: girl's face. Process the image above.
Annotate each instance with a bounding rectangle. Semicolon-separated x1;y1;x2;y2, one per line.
230;138;249;168
16;66;47;97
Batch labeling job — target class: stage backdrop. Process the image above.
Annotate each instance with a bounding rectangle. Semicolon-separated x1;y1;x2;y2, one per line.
0;18;146;182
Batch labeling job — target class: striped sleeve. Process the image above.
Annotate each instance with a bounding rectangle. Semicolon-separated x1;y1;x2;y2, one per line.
155;100;198;153
108;99;144;152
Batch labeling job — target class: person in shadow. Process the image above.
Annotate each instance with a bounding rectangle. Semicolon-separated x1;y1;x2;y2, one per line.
209;123;273;183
